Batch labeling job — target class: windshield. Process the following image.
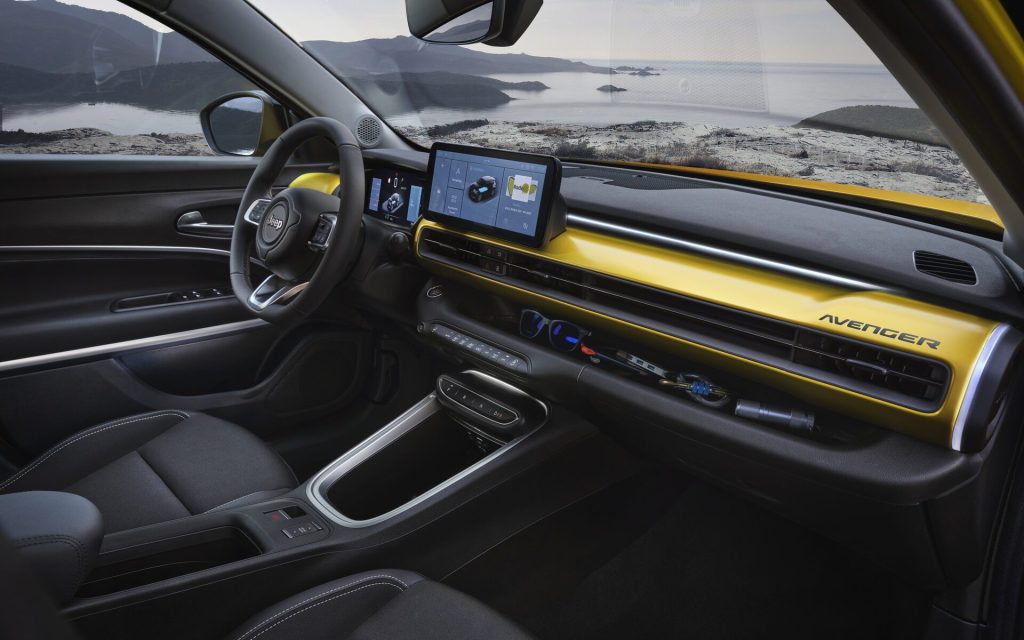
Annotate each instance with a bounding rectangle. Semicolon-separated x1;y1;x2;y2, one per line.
251;0;985;205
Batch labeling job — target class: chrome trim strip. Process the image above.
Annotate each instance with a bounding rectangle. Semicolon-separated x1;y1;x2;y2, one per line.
0;319;266;374
244;198;273;226
0;245;230;257
950;323;1011;451
307;383;543;528
248;275;309;311
566;213;886;291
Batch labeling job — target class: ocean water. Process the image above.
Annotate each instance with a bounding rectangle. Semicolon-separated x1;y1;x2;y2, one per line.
1;102;201;136
2;63;915;135
388;62;916;130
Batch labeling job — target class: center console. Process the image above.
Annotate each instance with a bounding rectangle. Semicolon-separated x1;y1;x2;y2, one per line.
307;370;548;527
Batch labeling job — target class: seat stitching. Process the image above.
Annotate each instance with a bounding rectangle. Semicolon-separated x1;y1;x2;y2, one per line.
14;535;86;586
243;582;404;640
235;576;408;640
201;489;292;514
135;449;191;515
0;411;189;491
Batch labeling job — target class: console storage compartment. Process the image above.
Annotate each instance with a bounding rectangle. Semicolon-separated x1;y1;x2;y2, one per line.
325;411;493;521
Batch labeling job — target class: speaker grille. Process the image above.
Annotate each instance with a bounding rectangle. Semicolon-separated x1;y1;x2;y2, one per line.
355;115;383;147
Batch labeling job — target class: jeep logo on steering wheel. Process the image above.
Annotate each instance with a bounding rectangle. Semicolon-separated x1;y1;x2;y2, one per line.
266;216;284;230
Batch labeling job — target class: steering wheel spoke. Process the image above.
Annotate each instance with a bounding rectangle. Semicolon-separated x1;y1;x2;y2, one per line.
248;274;309;310
243;198;273;226
308;213;338;252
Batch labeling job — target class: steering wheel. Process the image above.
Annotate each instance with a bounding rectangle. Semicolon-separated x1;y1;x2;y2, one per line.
230;117;364;323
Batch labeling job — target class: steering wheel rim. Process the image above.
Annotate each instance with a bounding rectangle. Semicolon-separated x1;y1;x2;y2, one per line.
230;117;365;324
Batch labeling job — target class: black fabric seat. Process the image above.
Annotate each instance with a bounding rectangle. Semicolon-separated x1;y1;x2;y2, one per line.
227;570;533;640
0;410;297;532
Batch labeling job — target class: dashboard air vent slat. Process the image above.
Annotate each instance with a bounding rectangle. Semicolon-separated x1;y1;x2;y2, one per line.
914;251;977;285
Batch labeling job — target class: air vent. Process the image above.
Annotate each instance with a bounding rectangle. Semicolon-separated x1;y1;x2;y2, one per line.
355;114;383;147
420;228;950;409
792;331;948;402
914;250;977;285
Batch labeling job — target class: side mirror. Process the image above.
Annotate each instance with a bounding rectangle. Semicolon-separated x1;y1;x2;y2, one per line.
406;0;542;47
200;92;287;157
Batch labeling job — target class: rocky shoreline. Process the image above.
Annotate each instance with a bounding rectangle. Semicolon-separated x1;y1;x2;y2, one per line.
0;120;983;203
0;128;212;155
402;120;984;203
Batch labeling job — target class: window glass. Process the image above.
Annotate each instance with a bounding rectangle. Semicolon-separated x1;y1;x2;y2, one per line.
250;0;985;204
0;0;255;155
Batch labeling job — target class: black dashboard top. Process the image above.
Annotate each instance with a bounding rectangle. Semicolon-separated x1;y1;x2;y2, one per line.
362;148;1021;318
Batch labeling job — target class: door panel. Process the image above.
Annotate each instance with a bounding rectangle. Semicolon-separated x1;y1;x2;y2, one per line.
0;155;370;470
0;155;328;360
0;249;245;362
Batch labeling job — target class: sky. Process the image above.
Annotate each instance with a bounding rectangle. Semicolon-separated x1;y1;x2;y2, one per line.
53;0;884;65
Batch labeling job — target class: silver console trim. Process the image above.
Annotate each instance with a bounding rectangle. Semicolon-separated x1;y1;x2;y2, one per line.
307;383;544;528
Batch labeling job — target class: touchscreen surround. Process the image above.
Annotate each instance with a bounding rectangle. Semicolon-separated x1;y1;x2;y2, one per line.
364;168;424;227
425;143;562;247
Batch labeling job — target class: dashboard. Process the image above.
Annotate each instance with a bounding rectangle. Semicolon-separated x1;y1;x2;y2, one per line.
316;155;1023;455
299;151;1024;589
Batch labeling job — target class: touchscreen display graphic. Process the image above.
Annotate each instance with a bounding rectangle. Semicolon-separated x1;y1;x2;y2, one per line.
365;169;424;226
426;146;554;243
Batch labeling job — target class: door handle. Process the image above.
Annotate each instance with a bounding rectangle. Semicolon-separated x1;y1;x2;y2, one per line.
176;211;234;238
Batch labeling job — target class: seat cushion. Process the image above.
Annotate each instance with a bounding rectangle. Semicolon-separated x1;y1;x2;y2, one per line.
227;570;533;640
0;411;297;532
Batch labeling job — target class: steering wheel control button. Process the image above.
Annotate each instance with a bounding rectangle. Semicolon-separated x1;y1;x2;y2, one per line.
244;199;272;225
308;213;337;252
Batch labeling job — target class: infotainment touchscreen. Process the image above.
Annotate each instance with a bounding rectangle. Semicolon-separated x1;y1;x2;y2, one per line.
364;168;424;227
425;143;562;247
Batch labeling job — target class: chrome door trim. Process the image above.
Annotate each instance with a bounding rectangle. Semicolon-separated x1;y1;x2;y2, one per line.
0;245;231;257
0;319;267;374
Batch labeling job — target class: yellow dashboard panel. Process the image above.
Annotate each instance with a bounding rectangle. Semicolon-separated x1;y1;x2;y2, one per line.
415;219;1004;450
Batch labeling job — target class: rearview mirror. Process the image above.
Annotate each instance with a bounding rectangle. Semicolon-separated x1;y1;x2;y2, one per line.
200;92;286;157
406;0;542;47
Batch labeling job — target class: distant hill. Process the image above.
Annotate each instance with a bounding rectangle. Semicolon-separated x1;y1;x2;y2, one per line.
305;36;610;76
347;71;549;114
795;105;948;147
0;1;602;117
0;0;213;74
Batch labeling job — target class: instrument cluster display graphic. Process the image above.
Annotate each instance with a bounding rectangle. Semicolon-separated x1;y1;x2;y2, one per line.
365;169;424;227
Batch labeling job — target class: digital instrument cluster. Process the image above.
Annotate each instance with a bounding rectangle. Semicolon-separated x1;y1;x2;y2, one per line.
365;168;425;227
